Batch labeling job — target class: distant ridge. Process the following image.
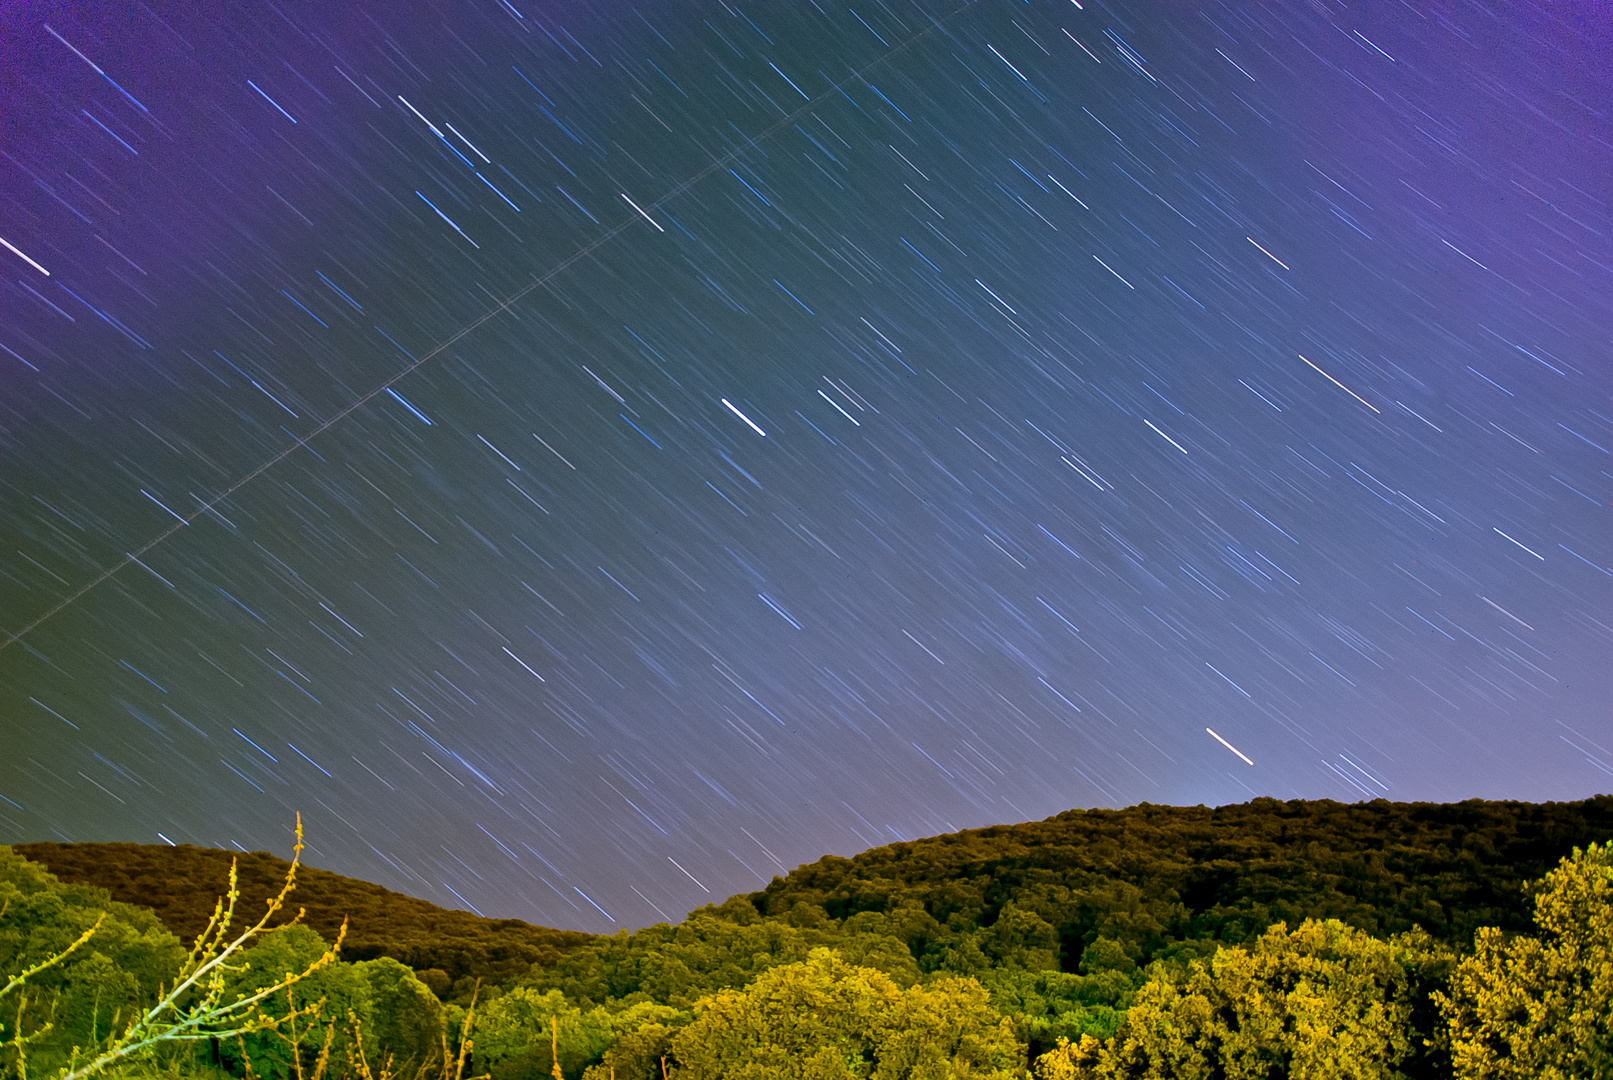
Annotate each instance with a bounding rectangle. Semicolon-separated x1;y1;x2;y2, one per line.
747;796;1613;954
12;840;594;986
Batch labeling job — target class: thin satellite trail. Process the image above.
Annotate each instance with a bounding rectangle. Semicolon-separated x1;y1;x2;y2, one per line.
0;3;978;655
1206;727;1254;766
1298;354;1380;413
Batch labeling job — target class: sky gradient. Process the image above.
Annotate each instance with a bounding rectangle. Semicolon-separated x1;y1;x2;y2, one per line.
1;0;1609;932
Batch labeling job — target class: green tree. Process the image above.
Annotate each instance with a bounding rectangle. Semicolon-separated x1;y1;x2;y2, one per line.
1439;841;1613;1079
1037;919;1449;1080
522;898;818;1009
581;1021;673;1080
521;896;923;1011
980;968;1136;1062
0;846;186;1061
1032;1036;1103;1080
876;975;1025;1079
469;986;614;1080
354;956;448;1074
219;924;372;1078
974;904;1061;975
578;1003;682;1080
840;902;945;963
669;948;1022;1079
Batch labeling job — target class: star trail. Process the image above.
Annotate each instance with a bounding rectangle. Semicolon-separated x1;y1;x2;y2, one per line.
1;0;1608;932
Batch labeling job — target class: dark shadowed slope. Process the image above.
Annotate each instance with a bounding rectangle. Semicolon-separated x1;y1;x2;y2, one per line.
747;797;1613;967
13;840;594;984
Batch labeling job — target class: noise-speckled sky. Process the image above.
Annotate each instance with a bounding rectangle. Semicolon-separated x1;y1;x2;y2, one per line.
2;0;1609;931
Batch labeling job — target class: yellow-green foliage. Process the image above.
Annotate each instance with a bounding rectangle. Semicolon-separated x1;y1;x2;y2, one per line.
978;963;1138;1058
519;896;925;1011
469;988;679;1080
1031;1036;1104;1080
579;1019;674;1080
668;948;1023;1080
469;987;610;1079
1439;841;1613;1080
1034;919;1451;1080
4;818;356;1080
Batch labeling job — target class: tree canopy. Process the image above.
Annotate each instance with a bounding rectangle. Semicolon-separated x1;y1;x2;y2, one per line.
748;797;1613;971
668;948;1023;1080
1438;841;1613;1080
1033;919;1453;1080
6;796;1612;1080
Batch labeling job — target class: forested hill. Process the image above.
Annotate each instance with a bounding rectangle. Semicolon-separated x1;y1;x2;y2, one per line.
746;796;1613;967
9;797;1611;1077
15;796;1613;992
12;840;593;987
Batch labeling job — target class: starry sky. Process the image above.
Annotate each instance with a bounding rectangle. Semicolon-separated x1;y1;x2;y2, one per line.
1;0;1609;932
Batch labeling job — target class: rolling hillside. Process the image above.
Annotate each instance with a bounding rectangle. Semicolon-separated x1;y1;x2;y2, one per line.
13;839;594;987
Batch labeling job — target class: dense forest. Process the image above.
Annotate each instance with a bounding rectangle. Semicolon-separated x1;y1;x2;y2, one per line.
747;795;1613;961
4;795;1611;1079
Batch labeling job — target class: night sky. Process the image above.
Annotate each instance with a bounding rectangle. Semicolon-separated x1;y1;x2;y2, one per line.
2;0;1609;933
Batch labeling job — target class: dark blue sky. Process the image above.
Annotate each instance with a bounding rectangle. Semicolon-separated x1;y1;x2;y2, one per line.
2;0;1608;931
